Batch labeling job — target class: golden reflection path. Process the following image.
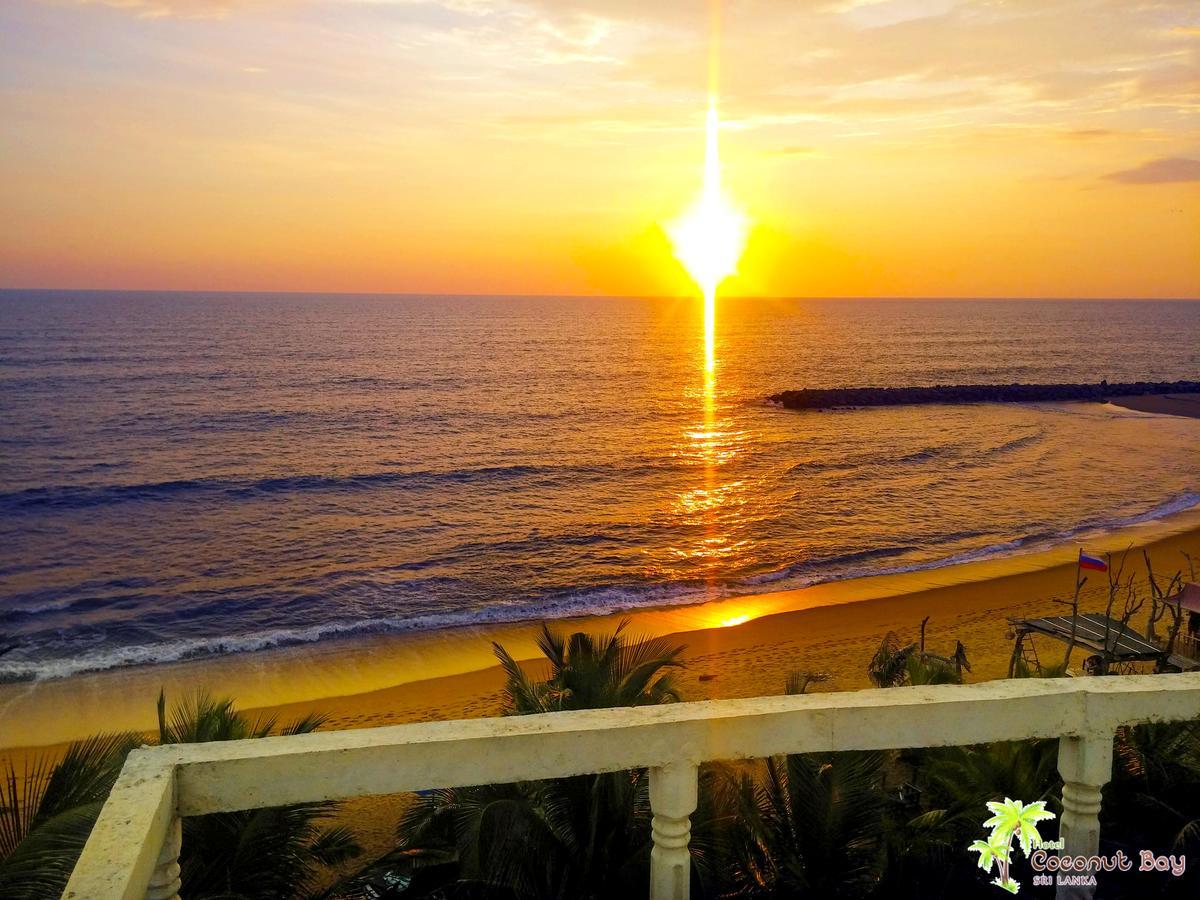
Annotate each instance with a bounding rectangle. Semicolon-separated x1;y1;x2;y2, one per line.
661;1;752;616
662;305;754;600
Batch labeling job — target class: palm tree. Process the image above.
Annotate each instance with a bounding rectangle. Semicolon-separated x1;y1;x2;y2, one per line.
698;671;885;898
1010;657;1069;678
867;632;917;688
492;619;684;712
905;653;965;686
876;739;1060;898
390;767;653;899
715;749;888;898
0;733;135;899
1102;721;1200;898
341;621;686;899
920;741;1061;821
868;631;969;687
156;691;361;899
0;692;361;900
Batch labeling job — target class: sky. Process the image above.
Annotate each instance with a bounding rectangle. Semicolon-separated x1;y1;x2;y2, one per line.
1;0;1198;298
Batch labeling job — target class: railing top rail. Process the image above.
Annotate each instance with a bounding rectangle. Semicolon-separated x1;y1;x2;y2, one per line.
147;671;1199;759
65;673;1200;900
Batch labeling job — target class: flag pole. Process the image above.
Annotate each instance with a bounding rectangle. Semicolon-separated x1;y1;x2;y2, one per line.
1062;548;1085;671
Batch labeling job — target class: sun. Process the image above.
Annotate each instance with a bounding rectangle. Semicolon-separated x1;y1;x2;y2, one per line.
669;102;746;300
668;100;748;366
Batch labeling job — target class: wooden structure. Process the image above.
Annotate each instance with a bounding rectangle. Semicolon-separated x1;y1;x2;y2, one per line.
1008;612;1198;676
1162;583;1200;661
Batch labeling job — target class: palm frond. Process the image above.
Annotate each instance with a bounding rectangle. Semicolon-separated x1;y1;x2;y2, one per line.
0;733;134;899
493;641;550;714
868;632;916;688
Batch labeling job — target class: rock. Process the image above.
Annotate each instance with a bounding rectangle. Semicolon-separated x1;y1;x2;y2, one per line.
767;380;1200;411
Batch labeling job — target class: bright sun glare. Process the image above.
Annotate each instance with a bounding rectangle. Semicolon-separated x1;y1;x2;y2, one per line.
668;101;748;366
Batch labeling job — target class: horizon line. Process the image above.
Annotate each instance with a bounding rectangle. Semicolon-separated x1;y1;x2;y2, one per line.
1;287;1198;303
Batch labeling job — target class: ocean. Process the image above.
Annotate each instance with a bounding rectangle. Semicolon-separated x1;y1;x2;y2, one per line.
1;292;1198;681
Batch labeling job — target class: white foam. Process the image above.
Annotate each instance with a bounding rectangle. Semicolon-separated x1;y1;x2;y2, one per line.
4;490;1197;684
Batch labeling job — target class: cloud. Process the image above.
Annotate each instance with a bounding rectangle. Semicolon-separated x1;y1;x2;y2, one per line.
1105;157;1200;184
75;0;223;16
1064;128;1118;140
28;0;1200;155
67;0;274;17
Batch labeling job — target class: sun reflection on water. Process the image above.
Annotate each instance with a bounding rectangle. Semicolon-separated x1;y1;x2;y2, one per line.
659;79;754;590
660;315;757;585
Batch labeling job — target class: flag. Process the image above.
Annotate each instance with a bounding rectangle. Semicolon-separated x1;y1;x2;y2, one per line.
1078;551;1108;572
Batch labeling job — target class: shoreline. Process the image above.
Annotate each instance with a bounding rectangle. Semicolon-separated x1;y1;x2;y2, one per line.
2;395;1195;689
1107;392;1200;418
4;498;1200;753
2;393;1197;753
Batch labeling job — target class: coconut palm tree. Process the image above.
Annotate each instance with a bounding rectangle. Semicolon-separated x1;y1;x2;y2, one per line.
867;632;917;688
339;621;686;899
1;692;361;900
715;749;888;898
0;733;135;899
156;691;361;899
389;766;653;899
700;671;887;898
492;619;684;713
1102;721;1200;898
875;738;1060;899
868;630;969;688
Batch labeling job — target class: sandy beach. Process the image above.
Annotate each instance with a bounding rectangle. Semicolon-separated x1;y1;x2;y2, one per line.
209;499;1200;725
1109;392;1200;418
4;488;1199;756
5;496;1199;864
2;396;1198;867
3;394;1197;756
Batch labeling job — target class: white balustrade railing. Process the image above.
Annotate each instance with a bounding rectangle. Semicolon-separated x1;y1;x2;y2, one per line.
64;673;1200;900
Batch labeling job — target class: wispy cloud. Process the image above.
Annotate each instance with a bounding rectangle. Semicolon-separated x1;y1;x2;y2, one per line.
7;0;1198;295
1065;128;1119;140
1105;157;1200;184
70;0;244;18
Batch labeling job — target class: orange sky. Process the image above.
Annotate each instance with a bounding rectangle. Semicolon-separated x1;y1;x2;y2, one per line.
1;0;1198;297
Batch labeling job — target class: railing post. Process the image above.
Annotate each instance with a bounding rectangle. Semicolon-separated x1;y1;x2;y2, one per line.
649;762;698;900
145;816;182;900
1056;734;1112;900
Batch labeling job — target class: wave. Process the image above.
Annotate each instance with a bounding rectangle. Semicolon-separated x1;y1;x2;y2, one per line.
785;429;1044;478
0;581;712;682
4;490;1197;683
735;491;1200;594
983;430;1044;457
0;464;571;512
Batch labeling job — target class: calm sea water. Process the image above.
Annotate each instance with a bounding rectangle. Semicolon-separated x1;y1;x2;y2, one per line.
1;293;1198;681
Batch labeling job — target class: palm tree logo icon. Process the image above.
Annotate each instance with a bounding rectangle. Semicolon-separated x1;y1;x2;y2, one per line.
969;797;1056;893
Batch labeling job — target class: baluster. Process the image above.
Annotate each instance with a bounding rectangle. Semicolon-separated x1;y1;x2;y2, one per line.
145;816;182;900
649;762;698;900
1056;733;1112;900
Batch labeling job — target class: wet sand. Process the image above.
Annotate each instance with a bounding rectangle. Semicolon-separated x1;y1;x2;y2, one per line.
4;499;1198;868
4;503;1199;755
1108;392;1200;419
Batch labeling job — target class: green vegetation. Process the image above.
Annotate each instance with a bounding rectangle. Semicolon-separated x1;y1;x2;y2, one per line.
156;691;360;898
0;733;135;898
334;621;686;900
0;692;360;899
4;611;1199;899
